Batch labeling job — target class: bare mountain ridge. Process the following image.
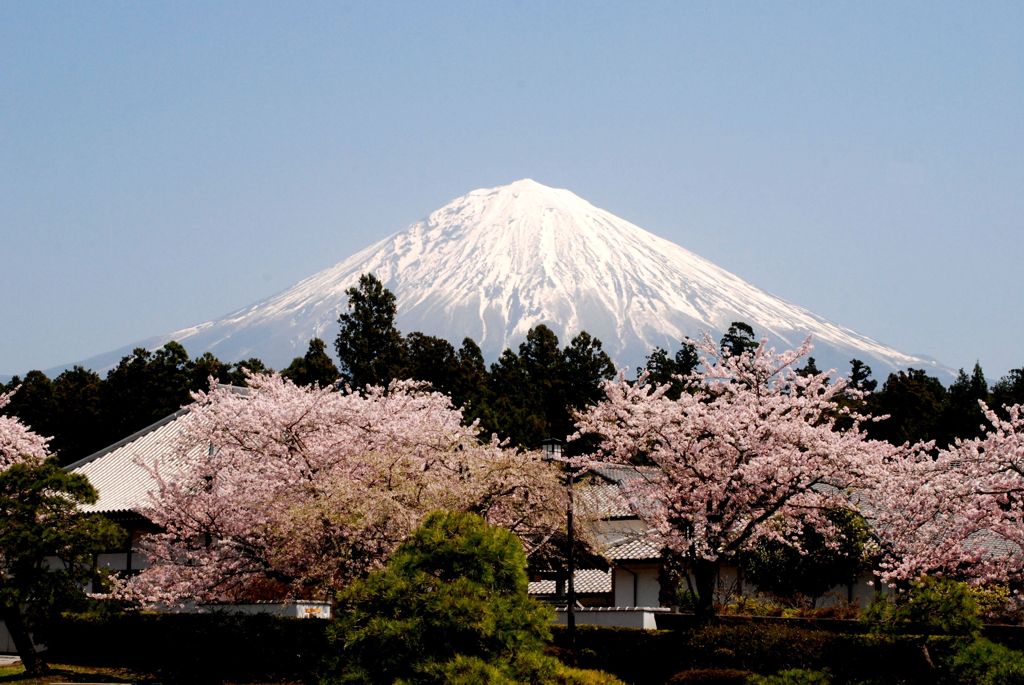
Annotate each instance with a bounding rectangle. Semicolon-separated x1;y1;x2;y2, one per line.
64;179;947;380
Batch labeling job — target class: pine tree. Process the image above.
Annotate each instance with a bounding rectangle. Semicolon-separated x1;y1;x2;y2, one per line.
324;511;557;684
282;338;340;388
720;321;758;358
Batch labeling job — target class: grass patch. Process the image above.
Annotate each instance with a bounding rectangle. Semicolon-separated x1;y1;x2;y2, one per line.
0;663;141;684
0;662;304;685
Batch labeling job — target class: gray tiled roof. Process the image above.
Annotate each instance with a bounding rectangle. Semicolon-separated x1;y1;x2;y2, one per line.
597;524;663;561
67;410;203;514
528;568;612;595
605;535;662;561
576;463;661;520
576;483;635;518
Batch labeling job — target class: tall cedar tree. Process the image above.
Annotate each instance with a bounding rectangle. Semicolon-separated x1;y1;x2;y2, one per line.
403;332;459;394
993;368;1024;418
1;345;270;465
50;366;104;461
99;343;193;444
940;363;990;444
448;338;491;425
486;325;615;450
334;273;406;389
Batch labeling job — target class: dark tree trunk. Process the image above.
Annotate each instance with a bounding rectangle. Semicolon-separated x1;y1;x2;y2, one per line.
692;560;719;619
1;604;47;676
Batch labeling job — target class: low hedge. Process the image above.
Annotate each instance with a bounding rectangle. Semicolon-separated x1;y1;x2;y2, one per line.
550;623;933;684
43;612;1024;684
46;612;330;684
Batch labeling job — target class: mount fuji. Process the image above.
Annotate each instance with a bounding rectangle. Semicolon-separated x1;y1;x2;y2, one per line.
72;179;947;379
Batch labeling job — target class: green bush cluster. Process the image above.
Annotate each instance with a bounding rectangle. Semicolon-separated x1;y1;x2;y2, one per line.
323;510;623;685
666;668;752;683
861;576;1024;684
553;622;950;684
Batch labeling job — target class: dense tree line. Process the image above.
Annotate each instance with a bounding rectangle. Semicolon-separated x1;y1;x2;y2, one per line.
1;345;275;465
4;272;1023;463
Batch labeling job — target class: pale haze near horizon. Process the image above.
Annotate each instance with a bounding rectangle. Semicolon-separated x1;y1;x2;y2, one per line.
2;2;1022;381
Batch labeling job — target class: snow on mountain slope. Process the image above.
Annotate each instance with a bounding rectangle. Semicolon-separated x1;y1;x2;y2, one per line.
70;179;948;379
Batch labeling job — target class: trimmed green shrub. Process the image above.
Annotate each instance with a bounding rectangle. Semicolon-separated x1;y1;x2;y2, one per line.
552;623;932;684
863;576;982;638
948;637;1024;685
667;668;752;683
323;511;623;685
748;668;832;684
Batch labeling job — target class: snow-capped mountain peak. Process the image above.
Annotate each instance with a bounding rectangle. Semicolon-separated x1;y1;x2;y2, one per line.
70;179;947;379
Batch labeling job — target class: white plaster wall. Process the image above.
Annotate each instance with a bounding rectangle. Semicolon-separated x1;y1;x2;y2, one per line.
613;564;661;607
554;609;661;629
0;621;14;653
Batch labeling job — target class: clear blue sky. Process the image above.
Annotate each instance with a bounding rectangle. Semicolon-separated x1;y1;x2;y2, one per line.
2;2;1022;381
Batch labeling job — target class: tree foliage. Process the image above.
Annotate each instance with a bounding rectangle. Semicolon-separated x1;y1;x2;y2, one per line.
639;340;698;400
0;390;123;675
485;325;615;450
940;363;990;445
867;368;949;446
992;369;1024;418
870;402;1024;586
740;509;873;605
2;344;274;465
720;321;758;358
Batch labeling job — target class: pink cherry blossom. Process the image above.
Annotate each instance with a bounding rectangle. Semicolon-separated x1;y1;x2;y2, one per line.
0;389;49;471
125;374;565;604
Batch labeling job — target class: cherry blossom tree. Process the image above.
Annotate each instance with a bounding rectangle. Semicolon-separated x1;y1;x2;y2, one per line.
0;389;48;470
575;336;895;615
126;374;567;605
871;403;1024;586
